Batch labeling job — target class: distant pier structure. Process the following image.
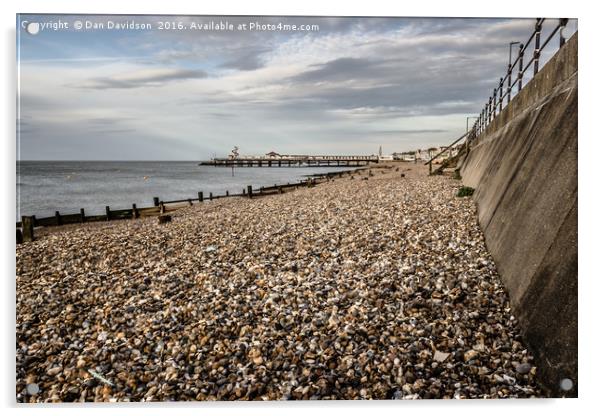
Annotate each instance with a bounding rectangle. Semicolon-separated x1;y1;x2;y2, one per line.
199;152;380;168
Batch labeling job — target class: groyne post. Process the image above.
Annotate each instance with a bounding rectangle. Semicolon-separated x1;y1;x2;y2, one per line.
247;185;253;198
132;204;139;219
55;211;62;226
153;197;160;207
198;192;204;202
159;201;165;214
80;208;86;223
105;206;111;221
21;216;34;242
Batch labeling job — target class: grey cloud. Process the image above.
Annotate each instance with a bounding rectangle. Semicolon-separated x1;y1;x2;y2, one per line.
220;47;270;71
73;68;208;90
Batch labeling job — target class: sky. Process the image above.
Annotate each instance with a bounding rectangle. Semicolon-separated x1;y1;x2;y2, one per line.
16;15;577;160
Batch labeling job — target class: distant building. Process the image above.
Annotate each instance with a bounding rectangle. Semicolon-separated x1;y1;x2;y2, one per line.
265;151;281;158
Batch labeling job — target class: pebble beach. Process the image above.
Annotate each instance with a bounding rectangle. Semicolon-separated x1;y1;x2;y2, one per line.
16;162;542;402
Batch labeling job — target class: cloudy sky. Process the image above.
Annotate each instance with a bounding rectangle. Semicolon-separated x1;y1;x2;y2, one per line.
17;15;577;160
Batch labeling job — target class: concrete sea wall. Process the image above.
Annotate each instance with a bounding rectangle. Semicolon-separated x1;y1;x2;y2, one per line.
459;34;577;397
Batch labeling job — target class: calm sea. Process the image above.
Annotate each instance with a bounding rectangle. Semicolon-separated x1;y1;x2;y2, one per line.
16;161;353;220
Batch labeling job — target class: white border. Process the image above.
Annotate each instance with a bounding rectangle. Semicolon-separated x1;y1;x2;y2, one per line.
2;1;598;415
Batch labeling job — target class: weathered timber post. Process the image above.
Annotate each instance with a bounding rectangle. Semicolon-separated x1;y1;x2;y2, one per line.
105;206;111;221
188;199;193;206
55;211;62;226
16;228;23;244
198;192;204;202
21;216;34;242
132;204;138;219
209;192;213;201
226;191;229;197
247;185;253;198
429;162;433;175
159;201;165;214
153;197;160;207
158;215;171;224
278;186;283;194
243;188;246;195
80;208;86;223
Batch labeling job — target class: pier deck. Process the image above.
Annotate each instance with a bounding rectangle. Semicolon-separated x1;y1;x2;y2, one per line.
199;155;379;167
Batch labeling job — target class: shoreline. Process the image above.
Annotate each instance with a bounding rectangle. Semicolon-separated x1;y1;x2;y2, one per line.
18;162;416;237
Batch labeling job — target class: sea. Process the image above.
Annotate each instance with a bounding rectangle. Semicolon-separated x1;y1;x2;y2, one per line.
16;161;354;220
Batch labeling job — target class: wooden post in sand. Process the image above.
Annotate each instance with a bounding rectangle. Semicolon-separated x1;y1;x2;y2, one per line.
159;202;165;214
198;192;204;202
132;204;139;219
153;197;160;207
105;206;111;221
247;185;253;199
80;208;86;223
21;216;34;242
55;211;62;226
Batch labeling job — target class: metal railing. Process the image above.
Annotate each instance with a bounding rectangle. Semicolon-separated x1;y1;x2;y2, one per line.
472;18;570;138
424;18;572;175
424;131;469;173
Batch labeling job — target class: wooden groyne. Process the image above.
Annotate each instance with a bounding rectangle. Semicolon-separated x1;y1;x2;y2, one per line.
16;169;361;243
199;155;379;168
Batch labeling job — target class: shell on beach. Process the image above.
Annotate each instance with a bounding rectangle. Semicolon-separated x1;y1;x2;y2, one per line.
16;163;540;402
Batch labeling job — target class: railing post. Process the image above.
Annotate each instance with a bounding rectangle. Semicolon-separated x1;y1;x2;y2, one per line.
507;64;512;105
21;216;34;242
559;18;568;47
492;90;497;118
534;18;542;75
498;78;503;112
518;43;524;91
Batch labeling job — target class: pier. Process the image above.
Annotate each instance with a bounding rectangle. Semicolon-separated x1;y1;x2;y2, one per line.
199;154;380;168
